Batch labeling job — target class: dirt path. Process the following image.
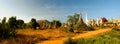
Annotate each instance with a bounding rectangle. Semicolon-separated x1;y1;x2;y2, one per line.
36;28;111;44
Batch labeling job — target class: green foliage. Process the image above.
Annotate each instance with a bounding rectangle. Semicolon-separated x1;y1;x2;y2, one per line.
0;28;16;38
68;24;74;32
17;19;25;29
1;17;7;29
63;31;120;44
22;23;26;29
63;37;76;44
66;13;94;32
67;13;79;25
73;23;80;30
0;17;16;38
25;23;32;28
73;23;94;31
112;28;120;31
2;17;6;24
69;27;74;32
8;16;17;29
30;18;39;30
51;20;61;28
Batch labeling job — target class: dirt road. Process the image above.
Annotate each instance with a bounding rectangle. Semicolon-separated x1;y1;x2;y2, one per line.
37;28;111;44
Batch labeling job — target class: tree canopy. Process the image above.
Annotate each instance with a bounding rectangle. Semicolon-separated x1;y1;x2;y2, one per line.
30;18;39;30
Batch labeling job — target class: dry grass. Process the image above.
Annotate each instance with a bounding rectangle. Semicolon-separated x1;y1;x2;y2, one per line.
0;34;44;44
38;28;111;44
0;28;79;44
0;28;108;44
17;29;77;40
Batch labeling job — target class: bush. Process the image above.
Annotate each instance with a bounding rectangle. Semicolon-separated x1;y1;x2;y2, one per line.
73;23;80;30
30;18;39;30
0;23;16;38
51;20;61;28
112;28;120;31
0;28;16;38
17;19;25;29
68;24;74;32
0;17;16;38
69;27;74;32
63;31;120;44
7;16;18;29
63;37;76;44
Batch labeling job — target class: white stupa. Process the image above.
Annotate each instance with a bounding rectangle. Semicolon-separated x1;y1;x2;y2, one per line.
85;10;89;26
96;17;99;26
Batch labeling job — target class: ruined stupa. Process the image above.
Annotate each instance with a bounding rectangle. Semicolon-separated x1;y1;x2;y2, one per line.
78;12;84;25
77;12;94;31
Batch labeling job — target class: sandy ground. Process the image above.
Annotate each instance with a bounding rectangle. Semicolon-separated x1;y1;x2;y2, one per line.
37;28;111;44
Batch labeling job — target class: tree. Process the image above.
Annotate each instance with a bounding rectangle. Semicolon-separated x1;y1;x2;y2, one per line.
17;19;25;29
0;22;1;29
7;16;17;29
66;13;94;32
22;23;26;29
67;13;80;25
73;13;80;24
67;16;73;25
69;24;74;32
1;17;7;29
30;18;39;30
0;17;16;38
2;17;6;24
51;20;61;28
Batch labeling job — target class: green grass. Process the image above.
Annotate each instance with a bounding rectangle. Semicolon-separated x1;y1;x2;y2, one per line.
63;28;120;44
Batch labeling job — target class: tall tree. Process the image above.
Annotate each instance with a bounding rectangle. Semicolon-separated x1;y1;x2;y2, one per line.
7;16;17;29
67;16;73;25
51;20;61;28
66;13;93;32
17;19;24;29
1;17;7;29
0;17;16;38
73;13;80;23
67;13;80;25
2;17;6;24
30;18;39;30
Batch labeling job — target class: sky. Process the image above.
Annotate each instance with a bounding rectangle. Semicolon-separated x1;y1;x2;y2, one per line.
0;0;120;23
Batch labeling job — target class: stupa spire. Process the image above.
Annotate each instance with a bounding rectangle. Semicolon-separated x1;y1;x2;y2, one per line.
96;16;99;26
85;9;89;26
78;12;84;24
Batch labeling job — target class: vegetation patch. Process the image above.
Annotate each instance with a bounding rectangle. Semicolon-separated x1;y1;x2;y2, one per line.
112;28;120;31
0;34;47;44
63;30;120;44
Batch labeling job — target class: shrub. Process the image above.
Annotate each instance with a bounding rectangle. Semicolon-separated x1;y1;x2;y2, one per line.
63;37;76;44
17;19;25;29
73;23;80;30
112;28;120;31
63;31;120;44
68;24;74;32
0;17;16;38
30;18;39;30
69;27;74;32
0;28;16;38
7;16;18;29
51;20;61;28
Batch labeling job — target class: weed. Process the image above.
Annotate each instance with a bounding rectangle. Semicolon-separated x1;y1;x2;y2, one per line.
63;30;120;44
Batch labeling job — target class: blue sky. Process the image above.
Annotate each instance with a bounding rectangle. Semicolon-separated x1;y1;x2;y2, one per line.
0;0;120;22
